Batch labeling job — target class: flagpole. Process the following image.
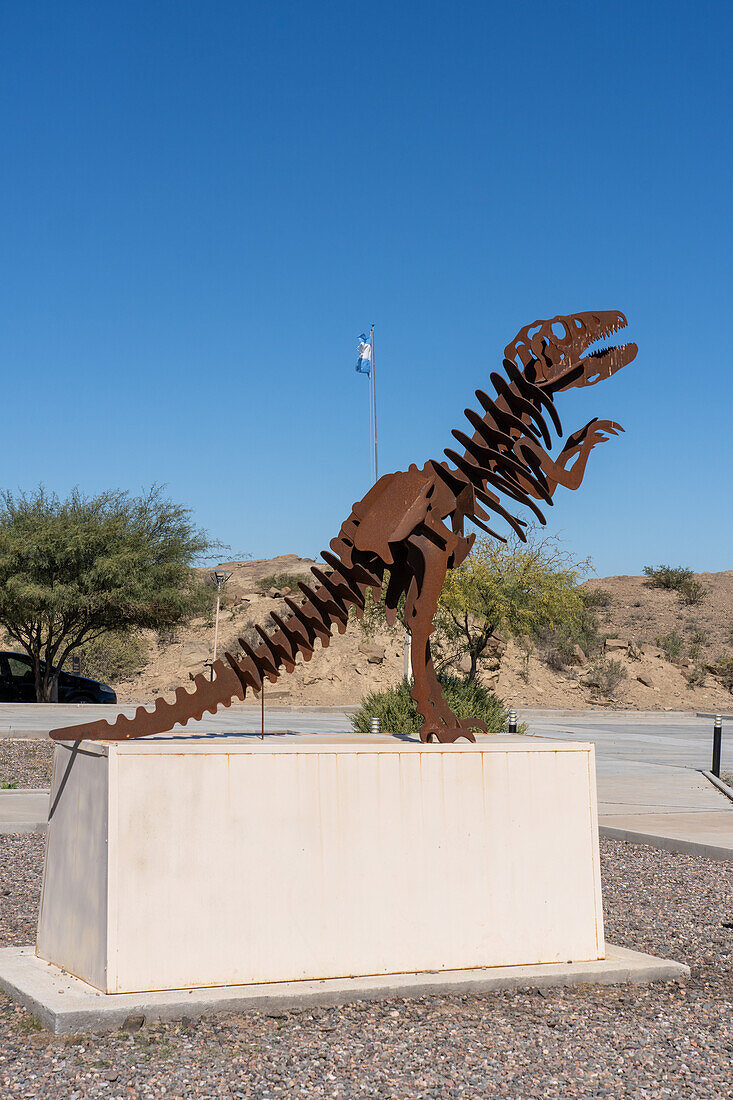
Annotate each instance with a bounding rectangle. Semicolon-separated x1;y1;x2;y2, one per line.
369;335;375;483
371;324;378;483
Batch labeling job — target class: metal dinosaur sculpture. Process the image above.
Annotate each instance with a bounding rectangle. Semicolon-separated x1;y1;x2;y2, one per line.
51;310;637;745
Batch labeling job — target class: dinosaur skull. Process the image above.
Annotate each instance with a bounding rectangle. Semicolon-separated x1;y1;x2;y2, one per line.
505;311;637;390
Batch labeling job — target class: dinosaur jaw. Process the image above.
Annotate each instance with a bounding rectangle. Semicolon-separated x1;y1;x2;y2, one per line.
506;310;637;390
568;311;638;387
580;338;638;386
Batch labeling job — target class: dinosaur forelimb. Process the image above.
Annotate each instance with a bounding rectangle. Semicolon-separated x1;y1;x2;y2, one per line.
518;418;623;495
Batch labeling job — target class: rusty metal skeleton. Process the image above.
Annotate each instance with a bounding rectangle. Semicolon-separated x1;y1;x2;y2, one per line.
51;310;637;745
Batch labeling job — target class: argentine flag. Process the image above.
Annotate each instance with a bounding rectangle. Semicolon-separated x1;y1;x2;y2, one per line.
355;333;372;375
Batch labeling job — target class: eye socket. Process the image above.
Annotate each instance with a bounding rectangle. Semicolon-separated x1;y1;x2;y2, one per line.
550;321;571;341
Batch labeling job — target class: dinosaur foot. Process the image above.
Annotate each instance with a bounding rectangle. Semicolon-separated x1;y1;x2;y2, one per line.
458;716;489;736
420;722;477;745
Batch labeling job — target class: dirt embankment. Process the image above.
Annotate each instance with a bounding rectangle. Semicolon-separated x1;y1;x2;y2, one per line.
113;556;733;713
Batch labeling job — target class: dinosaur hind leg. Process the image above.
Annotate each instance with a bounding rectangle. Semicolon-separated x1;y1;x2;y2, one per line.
404;534;483;744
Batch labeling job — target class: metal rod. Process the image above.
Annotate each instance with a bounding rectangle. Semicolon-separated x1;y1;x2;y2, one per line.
261;681;265;740
210;570;232;680
212;594;221;666
713;714;722;778
371;324;378;482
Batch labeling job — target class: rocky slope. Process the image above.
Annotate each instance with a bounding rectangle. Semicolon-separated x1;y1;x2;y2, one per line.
110;555;733;713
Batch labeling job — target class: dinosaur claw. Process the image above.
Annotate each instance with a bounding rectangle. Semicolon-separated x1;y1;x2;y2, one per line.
419;721;478;744
458;716;489;736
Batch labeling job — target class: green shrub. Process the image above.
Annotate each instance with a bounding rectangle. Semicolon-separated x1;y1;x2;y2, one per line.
536;598;601;672
643;564;694;591
655;631;684;660
585;658;627;698
687;628;708;662
350;676;512;736
715;656;733;693
76;632;149;684
678;578;707;606
579;587;612;609
224;620;260;655
685;665;706;689
358;579;400;637
642;565;706;606
257;572;309;594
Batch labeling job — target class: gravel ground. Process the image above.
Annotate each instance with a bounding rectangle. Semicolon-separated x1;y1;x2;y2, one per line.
0;741;54;789
0;837;731;1098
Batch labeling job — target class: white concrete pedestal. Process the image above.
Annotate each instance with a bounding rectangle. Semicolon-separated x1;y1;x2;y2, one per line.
37;736;605;995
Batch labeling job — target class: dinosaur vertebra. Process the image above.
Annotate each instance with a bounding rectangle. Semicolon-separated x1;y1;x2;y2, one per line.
51;311;637;744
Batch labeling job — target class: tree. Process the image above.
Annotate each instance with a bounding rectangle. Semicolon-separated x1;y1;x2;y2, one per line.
0;486;214;701
435;533;589;680
357;530;590;682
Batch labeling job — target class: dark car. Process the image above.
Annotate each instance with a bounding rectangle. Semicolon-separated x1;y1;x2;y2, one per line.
0;652;117;704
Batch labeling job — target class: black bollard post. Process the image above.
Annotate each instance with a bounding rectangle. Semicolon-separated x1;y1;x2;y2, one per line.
508;709;517;734
712;714;723;778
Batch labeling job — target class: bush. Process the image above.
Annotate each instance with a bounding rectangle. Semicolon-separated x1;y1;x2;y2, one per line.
655;631;684;660
687;627;708;661
358;578;402;637
579;587;612;609
643;564;694;591
257;572;309;594
585;658;627;698
685;666;706;689
76;632;149;684
350;676;512;736
224;619;260;655
544;647;570;672
715;656;733;694
536;598;601;672
678;578;707;606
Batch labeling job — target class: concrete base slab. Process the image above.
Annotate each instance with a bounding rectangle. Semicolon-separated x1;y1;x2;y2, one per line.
0;789;49;834
0;945;689;1035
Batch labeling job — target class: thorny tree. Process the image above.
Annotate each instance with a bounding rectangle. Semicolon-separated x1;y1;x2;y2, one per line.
359;530;589;682
435;532;589;680
0;486;213;701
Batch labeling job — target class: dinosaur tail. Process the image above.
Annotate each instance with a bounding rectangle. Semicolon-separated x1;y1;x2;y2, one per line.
49;554;382;743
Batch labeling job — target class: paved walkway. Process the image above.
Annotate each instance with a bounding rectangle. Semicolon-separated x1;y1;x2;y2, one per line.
0;706;731;858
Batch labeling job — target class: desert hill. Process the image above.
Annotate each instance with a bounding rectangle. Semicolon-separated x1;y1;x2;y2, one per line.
110;555;733;714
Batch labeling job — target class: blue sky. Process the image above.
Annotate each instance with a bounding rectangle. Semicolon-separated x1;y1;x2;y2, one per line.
1;1;731;577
